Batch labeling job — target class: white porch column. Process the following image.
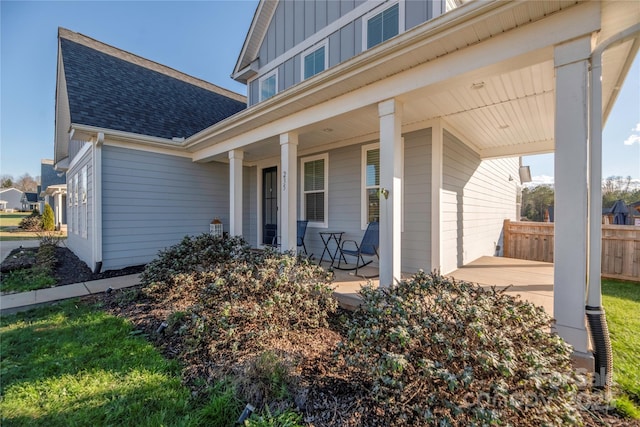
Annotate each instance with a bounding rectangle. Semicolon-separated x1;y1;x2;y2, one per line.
55;192;62;227
431;120;443;273
280;132;298;252
553;36;591;357
229;149;244;236
378;99;403;287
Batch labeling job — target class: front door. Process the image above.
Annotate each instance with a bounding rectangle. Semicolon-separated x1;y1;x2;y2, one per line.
262;167;278;245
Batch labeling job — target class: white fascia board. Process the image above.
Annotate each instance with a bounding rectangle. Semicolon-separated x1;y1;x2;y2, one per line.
71;124;185;147
190;1;600;161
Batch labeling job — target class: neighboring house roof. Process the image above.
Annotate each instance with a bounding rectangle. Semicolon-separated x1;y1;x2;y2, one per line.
40;159;65;193
55;28;247;166
22;192;39;203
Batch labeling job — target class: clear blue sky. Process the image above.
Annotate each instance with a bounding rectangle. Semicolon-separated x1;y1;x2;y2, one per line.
1;1;638;184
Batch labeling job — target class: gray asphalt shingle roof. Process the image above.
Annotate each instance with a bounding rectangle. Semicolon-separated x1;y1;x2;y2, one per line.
60;38;246;140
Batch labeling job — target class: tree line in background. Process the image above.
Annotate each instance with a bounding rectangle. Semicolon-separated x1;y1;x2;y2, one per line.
0;173;40;192
521;176;640;221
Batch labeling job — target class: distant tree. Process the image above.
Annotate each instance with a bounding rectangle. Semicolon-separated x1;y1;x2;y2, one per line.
0;175;13;188
14;173;39;192
42;204;55;231
521;185;554;221
602;176;640;208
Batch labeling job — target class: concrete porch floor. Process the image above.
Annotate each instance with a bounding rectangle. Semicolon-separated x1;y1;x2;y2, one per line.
329;256;554;316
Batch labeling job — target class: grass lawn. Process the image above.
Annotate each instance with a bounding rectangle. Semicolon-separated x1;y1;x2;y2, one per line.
0;212;66;241
0;300;243;427
602;278;640;418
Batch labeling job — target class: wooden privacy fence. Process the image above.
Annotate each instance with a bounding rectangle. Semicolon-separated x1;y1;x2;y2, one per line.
503;220;640;282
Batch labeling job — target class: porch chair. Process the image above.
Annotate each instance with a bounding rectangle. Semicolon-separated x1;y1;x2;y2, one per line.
335;221;379;276
271;220;309;256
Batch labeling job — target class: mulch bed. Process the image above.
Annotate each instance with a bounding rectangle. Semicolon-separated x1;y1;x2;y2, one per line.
2;244;636;426
1;246;144;287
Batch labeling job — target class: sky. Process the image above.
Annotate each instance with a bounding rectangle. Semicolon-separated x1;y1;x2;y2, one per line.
1;0;638;185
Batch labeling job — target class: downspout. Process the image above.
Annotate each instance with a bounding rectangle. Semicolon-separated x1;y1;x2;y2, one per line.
92;132;104;274
587;23;640;390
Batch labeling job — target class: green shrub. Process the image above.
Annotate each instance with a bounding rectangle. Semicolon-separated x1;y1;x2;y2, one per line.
42;203;55;231
140;234;337;408
337;271;583;426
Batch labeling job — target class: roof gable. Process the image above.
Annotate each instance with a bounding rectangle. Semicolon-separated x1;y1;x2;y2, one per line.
59;29;246;141
41;160;65;190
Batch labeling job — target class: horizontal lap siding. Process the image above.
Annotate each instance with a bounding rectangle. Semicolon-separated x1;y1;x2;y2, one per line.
304;145;362;259
443;131;517;267
243;166;257;246
67;145;94;269
402;129;431;273
101;146;228;270
303;130;432;272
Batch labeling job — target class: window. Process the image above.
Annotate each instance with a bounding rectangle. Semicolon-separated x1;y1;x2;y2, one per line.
259;70;277;101
364;2;402;50
303;43;327;80
361;144;380;228
80;166;87;238
301;154;328;227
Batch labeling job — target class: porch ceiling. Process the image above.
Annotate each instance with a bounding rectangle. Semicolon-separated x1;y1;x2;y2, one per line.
193;1;638;165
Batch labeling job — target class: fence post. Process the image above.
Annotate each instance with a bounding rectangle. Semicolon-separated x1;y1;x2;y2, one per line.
503;219;511;258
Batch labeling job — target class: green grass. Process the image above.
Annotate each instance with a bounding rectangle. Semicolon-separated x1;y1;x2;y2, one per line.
0;267;56;293
0;212;30;228
0;300;244;426
0;212;65;241
602;278;640;418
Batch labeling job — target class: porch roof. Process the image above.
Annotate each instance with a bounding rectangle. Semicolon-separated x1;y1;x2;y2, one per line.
189;0;639;165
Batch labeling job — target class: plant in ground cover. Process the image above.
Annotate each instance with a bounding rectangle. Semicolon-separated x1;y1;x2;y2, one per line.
0;242;58;293
602;278;640;418
337;271;584;426
140;234;337;412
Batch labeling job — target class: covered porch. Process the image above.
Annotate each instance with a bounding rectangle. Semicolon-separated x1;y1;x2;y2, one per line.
188;2;639;367
329;256;554;316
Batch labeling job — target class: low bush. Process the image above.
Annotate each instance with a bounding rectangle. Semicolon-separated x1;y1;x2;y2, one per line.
337;271;584;426
19;212;42;231
140;234;337;408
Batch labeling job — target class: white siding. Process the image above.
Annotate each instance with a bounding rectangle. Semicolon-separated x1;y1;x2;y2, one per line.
100;146;229;271
443;131;518;270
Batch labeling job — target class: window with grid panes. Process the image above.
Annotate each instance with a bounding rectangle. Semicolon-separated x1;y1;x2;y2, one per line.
367;3;399;49
302;155;327;225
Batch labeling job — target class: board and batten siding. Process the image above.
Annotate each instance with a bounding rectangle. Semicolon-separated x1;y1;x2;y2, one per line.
248;0;440;106
442;131;518;271
100;146;229;270
66;144;94;269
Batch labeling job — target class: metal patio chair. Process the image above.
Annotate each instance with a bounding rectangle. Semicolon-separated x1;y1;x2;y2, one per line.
335;221;379;276
271;220;309;256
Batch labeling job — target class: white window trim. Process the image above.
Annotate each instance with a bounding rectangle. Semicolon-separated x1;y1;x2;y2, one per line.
361;143;380;230
360;141;405;231
259;69;278;102
81;165;88;239
300;153;329;228
362;0;405;52
300;40;329;81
